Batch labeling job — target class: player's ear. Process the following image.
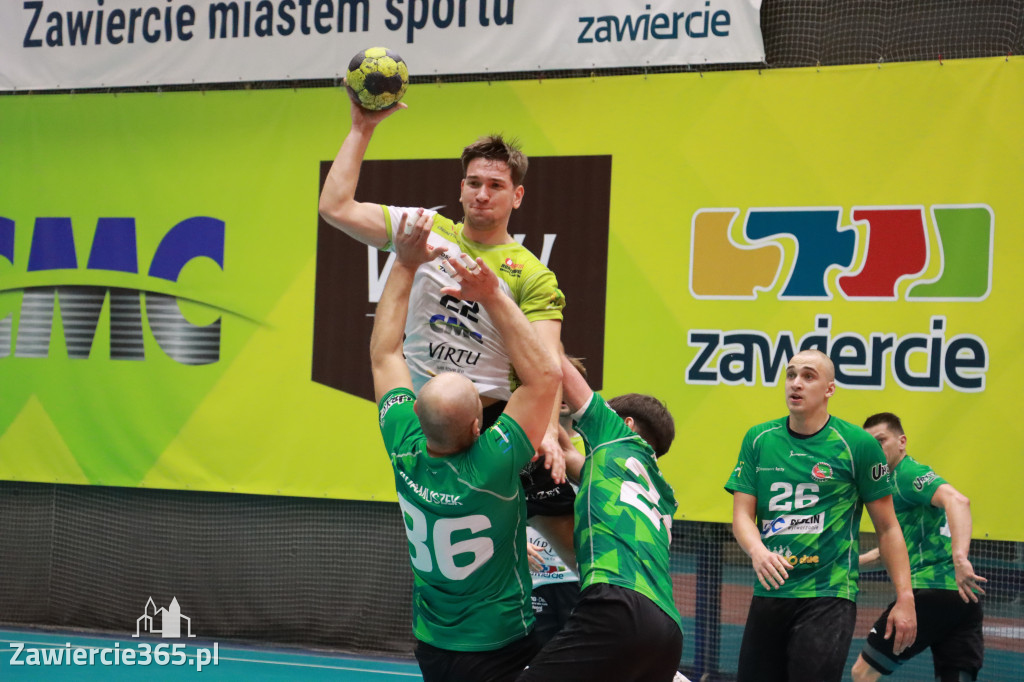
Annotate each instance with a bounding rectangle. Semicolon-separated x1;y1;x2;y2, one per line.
623;416;637;433
513;184;524;209
471;418;481;439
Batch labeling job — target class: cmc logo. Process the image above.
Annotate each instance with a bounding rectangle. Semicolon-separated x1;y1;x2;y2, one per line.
689;205;993;300
0;216;225;365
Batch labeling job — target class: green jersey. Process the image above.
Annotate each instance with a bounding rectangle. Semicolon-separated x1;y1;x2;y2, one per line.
378;388;536;651
725;416;893;601
383;206;565;401
891;455;955;590
573;393;682;631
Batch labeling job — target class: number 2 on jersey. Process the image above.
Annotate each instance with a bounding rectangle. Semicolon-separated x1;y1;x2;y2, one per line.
619;457;672;538
399;494;495;580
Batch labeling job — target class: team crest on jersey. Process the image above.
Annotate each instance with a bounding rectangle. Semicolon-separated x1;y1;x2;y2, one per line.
811;462;833;481
499;257;525;277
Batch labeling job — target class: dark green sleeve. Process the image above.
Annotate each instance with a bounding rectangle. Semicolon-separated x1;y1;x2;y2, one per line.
853;433;894;502
378;388;420;454
725;427;759;496
574;393;635;454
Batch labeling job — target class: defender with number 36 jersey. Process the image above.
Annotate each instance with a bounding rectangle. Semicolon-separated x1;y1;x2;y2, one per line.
378;387;536;651
725;415;893;600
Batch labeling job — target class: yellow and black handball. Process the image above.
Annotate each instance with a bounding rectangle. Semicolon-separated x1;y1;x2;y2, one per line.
345;47;409;111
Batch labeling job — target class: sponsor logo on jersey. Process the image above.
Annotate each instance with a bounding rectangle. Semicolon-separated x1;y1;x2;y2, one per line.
397;470;462;506
428;342;482;367
761;512;825;538
789;450;810;458
871;462;890;482
756;466;784;473
913;471;938;491
782;553;820;567
811;462;833;481
545;289;566;311
379;391;413;425
499;257;525;277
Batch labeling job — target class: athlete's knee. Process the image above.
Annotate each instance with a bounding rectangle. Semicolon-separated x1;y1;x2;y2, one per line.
851;654;882;682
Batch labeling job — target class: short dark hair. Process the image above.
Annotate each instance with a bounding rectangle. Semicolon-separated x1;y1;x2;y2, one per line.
461;135;528;186
566;355;588;380
607;393;675;457
863;411;904;435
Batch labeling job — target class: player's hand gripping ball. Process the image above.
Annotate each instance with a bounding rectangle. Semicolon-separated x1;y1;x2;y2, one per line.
345;47;409;111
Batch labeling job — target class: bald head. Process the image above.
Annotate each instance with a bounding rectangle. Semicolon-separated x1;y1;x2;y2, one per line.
415;373;483;455
789;349;835;382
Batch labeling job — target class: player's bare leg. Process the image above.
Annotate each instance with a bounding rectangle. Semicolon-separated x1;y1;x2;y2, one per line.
851;654;883;682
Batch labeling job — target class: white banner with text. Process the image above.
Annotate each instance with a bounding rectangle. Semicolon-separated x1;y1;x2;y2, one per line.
1;0;764;91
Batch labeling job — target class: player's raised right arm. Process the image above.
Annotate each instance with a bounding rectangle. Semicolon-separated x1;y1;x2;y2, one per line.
442;258;561;449
318;99;406;249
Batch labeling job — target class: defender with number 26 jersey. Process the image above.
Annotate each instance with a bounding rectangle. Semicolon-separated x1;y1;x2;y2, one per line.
378;387;537;651
573;393;682;630
725;416;892;600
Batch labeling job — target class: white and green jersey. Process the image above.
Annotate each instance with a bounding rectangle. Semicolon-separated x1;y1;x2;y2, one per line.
526;525;579;589
378;388;536;651
382;206;565;401
572;393;682;632
725;416;893;601
891;455;955;590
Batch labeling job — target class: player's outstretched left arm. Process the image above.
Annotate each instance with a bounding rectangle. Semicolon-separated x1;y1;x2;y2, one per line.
932;483;987;603
866;495;917;655
370;212;446;401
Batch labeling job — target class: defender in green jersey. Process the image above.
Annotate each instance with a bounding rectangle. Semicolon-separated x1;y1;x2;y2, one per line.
370;214;561;682
319;100;576;574
852;413;986;682
725;350;917;682
517;357;682;682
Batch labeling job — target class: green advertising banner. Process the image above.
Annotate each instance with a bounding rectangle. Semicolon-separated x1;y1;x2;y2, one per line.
1;57;1021;539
